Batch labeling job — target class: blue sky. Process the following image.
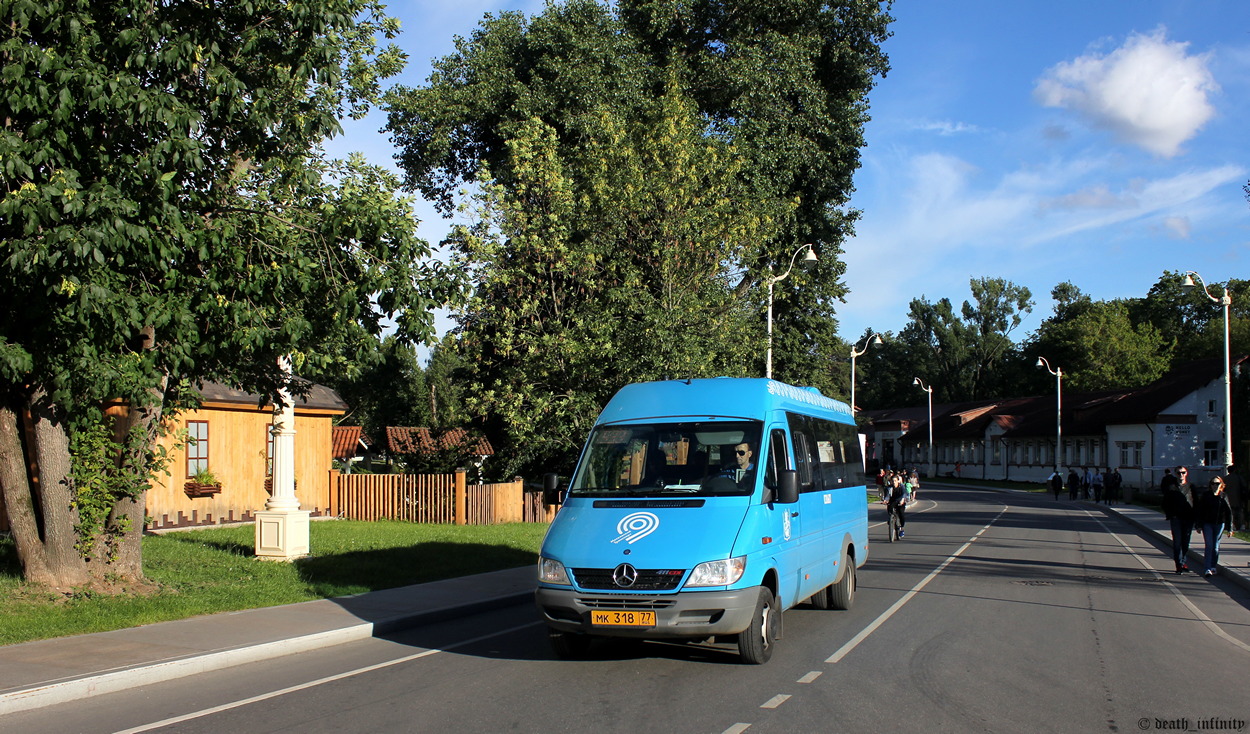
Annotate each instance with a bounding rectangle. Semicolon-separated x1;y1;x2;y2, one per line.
327;1;1250;348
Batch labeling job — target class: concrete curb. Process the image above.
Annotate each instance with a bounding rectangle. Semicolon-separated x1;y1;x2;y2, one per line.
0;589;532;717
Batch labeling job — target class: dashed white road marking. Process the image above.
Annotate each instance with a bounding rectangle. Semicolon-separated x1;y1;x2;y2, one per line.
721;724;752;734
826;506;1008;664
797;671;822;683
760;694;791;709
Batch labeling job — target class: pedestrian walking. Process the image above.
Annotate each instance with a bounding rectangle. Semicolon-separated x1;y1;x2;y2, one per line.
1067;468;1080;501
1161;466;1196;574
1105;469;1122;505
1091;469;1104;503
1193;476;1233;577
1049;469;1063;500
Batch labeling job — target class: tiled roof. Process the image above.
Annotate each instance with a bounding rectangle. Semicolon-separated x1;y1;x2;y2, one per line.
875;356;1247;442
332;425;371;460
386;427;494;456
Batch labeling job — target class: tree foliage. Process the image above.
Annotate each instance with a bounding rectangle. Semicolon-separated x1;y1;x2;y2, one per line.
386;0;892;476
858;272;1247;412
0;0;457;587
888;277;1033;402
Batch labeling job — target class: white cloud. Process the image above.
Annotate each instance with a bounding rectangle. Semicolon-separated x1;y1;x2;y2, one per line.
1160;216;1191;239
913;119;981;136
1040;184;1136;211
1033;28;1218;157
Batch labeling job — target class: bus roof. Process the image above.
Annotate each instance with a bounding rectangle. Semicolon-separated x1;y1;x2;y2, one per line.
596;378;853;426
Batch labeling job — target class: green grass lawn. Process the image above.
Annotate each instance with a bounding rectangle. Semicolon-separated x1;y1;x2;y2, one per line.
0;520;549;647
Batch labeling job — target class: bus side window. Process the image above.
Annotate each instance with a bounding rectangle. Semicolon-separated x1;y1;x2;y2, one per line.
765;428;789;500
793;431;815;492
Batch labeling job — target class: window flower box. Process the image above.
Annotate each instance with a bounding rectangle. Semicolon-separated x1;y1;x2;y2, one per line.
184;481;222;498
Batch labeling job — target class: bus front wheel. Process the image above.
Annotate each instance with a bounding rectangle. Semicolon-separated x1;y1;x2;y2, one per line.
737;588;779;664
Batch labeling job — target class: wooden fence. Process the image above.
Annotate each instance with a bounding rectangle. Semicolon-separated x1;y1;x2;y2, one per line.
333;470;556;524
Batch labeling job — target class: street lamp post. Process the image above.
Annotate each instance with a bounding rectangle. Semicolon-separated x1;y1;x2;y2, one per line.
1182;271;1233;467
849;332;883;414
913;377;935;477
766;243;818;379
1036;357;1063;474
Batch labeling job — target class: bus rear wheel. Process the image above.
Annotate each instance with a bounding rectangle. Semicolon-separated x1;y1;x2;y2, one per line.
829;560;855;610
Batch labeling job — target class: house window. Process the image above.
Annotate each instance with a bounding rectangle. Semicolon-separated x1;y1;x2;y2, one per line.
1204;441;1220;467
1208;400;1217;414
991;440;1001;465
187;421;209;476
1118;441;1144;468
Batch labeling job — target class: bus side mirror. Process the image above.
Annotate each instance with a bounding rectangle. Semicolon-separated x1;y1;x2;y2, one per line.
777;470;799;504
543;473;562;505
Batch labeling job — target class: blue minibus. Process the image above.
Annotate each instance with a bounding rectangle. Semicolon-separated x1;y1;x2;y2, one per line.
535;378;869;664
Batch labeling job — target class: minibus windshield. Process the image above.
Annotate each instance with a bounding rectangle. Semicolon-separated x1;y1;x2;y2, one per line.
568;421;764;497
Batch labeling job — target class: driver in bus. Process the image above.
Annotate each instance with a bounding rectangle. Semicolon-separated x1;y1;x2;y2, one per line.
727;442;756;485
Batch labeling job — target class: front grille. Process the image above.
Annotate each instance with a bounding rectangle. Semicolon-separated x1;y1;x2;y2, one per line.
570;568;685;591
577;598;677;610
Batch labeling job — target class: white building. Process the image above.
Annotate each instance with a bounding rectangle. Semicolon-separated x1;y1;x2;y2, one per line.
863;357;1247;490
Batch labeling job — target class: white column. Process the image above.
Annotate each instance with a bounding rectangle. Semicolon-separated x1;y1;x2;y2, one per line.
255;356;310;560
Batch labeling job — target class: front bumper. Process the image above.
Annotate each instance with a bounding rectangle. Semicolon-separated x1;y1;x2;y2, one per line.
535;585;761;639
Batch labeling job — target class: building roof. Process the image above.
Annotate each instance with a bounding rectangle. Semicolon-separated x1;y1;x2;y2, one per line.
385;427;494;457
876;356;1247;444
197;380;348;414
331;425;372;460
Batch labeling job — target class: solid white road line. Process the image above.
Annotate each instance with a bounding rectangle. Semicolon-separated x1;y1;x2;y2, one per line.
114;621;544;734
1086;510;1250;655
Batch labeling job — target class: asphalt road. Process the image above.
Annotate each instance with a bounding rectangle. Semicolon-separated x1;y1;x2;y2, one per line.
9;487;1250;734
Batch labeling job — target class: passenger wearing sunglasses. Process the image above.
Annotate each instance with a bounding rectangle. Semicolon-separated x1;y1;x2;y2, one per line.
1161;466;1197;574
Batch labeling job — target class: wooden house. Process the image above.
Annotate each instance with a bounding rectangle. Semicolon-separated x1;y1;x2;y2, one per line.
144;381;347;529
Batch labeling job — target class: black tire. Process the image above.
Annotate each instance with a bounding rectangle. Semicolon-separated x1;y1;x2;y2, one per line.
809;583;831;609
829;558;855;610
737;588;779;664
548;629;595;659
887;508;898;542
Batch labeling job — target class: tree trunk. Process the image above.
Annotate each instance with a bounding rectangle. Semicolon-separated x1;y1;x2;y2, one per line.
0;388;91;588
0;402;54;585
105;369;168;581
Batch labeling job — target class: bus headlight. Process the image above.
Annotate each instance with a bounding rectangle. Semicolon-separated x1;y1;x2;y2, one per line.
684;556;746;587
538;556;571;585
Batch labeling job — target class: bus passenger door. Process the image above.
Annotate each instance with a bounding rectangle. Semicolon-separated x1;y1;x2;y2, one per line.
788;422;828;603
765;427;802;609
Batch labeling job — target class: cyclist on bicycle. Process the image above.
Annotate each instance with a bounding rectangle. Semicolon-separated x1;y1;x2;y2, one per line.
886;472;910;538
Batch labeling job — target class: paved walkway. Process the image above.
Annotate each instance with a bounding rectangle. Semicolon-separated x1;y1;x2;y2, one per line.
2;494;1247;717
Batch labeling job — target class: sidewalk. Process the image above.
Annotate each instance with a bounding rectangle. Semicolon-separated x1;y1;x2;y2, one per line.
3;498;1249;717
0;565;536;716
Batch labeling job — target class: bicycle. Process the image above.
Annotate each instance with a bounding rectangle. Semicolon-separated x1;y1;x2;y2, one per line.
886;501;902;542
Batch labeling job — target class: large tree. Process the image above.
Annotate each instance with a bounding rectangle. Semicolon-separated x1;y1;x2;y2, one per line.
891;277;1033;402
0;0;456;587
386;0;892;476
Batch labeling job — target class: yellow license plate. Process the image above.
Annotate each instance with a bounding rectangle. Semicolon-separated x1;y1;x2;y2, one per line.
591;610;656;627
